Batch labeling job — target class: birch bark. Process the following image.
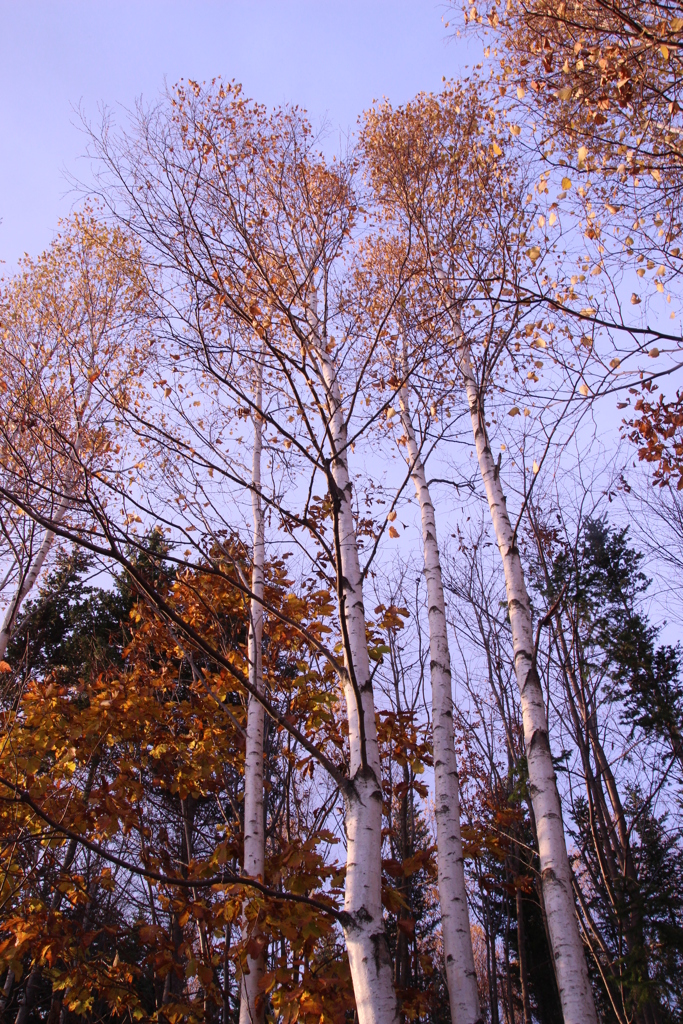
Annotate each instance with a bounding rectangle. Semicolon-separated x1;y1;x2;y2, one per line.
308;294;398;1024
0;521;62;660
438;285;598;1024
398;385;481;1024
239;358;266;1024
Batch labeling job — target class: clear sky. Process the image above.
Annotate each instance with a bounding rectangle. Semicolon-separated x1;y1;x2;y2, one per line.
0;1;473;270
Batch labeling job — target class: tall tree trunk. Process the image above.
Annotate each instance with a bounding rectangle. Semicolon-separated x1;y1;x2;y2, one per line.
181;797;215;1022
485;897;500;1024
0;518;62;660
0;970;15;1019
223;922;232;1024
239;358;266;1024
394;773;411;993
515;888;533;1024
309;293;398;1024
399;384;481;1024
439;288;598;1024
15;758;98;1024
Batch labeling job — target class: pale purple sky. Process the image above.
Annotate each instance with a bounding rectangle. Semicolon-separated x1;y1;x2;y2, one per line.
0;1;473;269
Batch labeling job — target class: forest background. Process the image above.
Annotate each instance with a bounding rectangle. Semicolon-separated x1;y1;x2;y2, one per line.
1;4;682;1024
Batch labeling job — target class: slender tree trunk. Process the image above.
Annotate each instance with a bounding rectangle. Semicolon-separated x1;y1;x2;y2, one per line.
15;758;98;1024
394;760;411;993
503;891;513;1024
439;291;598;1024
309;293;398;1024
239;358;266;1024
0;519;61;660
0;970;15;1019
515;888;533;1024
223;922;232;1024
399;385;481;1024
181;797;215;1021
485;897;500;1024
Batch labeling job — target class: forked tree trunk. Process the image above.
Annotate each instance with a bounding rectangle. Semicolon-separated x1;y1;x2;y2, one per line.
398;385;481;1024
239;359;266;1024
0;520;60;660
439;289;598;1024
309;294;399;1024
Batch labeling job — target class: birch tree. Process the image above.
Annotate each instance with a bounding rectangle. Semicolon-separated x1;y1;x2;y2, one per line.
240;351;266;1024
78;81;430;1021
362;83;599;1024
396;373;481;1024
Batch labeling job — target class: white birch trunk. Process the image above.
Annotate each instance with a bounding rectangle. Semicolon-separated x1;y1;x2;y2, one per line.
309;294;399;1024
398;386;481;1024
0;511;64;661
239;360;267;1024
440;291;598;1024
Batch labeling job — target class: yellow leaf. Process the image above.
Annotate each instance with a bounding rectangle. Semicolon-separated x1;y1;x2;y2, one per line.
577;145;588;167
510;124;522;136
656;281;664;292
517;85;526;99
388;526;400;538
631;293;641;304
649;348;660;358
610;357;621;368
164;387;172;398
0;661;10;673
549;212;557;225
661;44;670;59
532;460;540;474
492;141;503;156
606;203;620;214
508;406;521;417
527;245;541;262
579;383;589;396
556;87;573;100
561;176;572;190
651;168;662;182
387;510;397;522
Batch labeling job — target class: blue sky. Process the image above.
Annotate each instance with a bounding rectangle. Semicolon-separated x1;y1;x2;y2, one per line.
0;1;473;269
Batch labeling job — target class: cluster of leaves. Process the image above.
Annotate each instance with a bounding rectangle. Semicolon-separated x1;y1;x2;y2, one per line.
0;544;361;1024
0;537;463;1024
